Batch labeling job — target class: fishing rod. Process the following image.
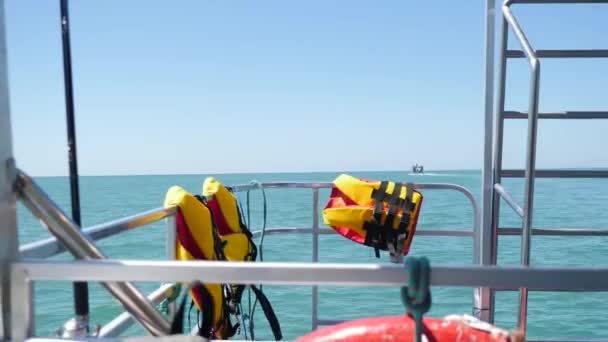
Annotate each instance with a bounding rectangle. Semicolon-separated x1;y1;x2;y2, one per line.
59;0;90;335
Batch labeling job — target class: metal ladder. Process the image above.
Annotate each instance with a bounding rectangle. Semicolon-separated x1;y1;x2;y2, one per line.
489;0;608;334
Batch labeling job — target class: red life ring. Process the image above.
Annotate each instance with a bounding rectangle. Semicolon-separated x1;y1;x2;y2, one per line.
295;315;523;342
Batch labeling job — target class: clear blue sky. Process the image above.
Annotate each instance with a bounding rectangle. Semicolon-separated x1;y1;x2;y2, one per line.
5;1;608;176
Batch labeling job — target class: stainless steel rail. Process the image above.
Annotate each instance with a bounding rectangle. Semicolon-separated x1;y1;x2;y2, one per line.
502;169;608;178
20;206;176;259
230;181;480;235
232;180;479;331
311;188;320;330
15;170;171;337
251;227;475;238
477;0;496;324
497;0;608;334
15;177;481;338
502;0;541;333
503;111;608;120
98;283;175;338
20;182;481;260
499;227;608;236
0;0;17;338
12;259;608;291
505;49;608;58
494;183;524;218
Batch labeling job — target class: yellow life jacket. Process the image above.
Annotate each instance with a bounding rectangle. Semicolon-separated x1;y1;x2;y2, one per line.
202;177;255;310
323;174;423;263
165;180;282;340
164;185;233;339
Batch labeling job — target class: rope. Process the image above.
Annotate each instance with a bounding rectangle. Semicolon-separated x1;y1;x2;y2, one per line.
400;256;431;342
158;283;182;316
246;180;267;340
234;191;250;340
234;180;268;340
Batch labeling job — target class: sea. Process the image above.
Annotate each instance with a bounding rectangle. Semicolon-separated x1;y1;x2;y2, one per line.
16;170;608;340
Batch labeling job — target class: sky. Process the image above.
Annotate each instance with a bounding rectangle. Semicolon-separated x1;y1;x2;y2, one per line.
4;1;608;176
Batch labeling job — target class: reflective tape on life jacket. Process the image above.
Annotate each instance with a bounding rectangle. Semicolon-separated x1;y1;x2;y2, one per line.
323;174;423;262
164;185;234;339
295;315;522;342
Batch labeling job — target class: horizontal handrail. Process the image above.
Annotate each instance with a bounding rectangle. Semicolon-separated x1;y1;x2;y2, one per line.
20;181;480;259
494;183;524;218
502;169;608;178
20;206;176;259
499;228;608;236
229;181;333;191
252;227;474;238
506;49;608;58
232;181;480;235
21;225;475;261
503;111;608;120
12;259;608;291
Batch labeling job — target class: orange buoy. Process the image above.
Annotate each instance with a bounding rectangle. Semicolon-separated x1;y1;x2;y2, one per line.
295;315;523;342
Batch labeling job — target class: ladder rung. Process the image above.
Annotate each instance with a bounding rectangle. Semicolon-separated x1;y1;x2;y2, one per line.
503;111;608;119
499;228;608;236
506;49;608;59
502;169;608;178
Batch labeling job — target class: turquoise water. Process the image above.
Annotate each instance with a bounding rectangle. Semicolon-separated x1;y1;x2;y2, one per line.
17;171;608;340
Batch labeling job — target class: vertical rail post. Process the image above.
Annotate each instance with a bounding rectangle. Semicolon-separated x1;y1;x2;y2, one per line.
165;215;176;261
502;3;541;334
10;265;33;341
59;0;90;326
487;1;510;325
518;56;541;336
165;215;177;317
0;1;18;338
475;0;496;323
311;188;320;330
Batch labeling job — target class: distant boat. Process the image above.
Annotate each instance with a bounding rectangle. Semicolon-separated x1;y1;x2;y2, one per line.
411;164;424;174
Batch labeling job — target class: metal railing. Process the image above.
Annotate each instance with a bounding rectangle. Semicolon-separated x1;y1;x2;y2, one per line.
4;1;608;341
15;176;482;338
17;172;608;340
228;181;480;331
17;171;172;337
490;0;608;335
11;259;608;342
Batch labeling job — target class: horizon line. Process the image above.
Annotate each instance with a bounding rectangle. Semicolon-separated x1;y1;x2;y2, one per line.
29;168;483;178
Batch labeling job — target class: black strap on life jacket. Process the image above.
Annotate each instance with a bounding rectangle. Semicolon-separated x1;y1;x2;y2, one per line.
363;181;389;257
190;191;281;340
363;181;416;262
194;284;216;339
170;282;217;338
250;285;283;340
